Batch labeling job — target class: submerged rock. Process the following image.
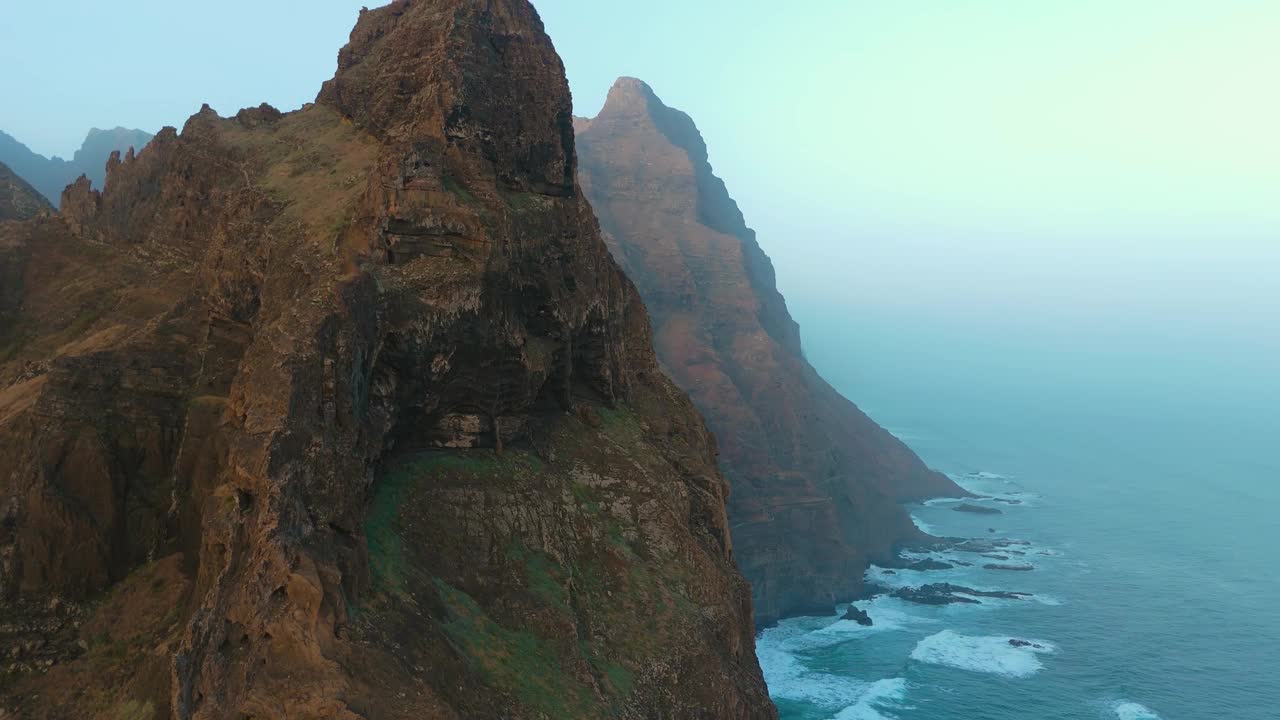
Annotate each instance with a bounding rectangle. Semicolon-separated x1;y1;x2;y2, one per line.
906;559;956;571
1008;639;1046;649
985;563;1036;571
954;503;1003;515
892;586;981;606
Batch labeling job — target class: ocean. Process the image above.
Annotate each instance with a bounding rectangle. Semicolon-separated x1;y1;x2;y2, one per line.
758;310;1280;720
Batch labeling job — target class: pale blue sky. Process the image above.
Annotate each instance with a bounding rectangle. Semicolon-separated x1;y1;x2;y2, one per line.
3;1;1276;364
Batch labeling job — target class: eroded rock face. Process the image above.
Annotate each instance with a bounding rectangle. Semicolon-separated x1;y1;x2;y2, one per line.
0;162;51;222
575;78;965;626
0;3;773;718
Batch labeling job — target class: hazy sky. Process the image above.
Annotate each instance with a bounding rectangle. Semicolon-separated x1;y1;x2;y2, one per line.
3;0;1276;363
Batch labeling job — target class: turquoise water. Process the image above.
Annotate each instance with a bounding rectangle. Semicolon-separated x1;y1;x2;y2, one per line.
759;312;1280;720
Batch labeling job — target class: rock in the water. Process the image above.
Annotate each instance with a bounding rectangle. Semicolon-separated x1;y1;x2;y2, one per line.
842;604;873;626
985;563;1036;572
954;503;1003;515
892;586;981;606
906;559;955;571
891;583;1033;606
1008;639;1046;649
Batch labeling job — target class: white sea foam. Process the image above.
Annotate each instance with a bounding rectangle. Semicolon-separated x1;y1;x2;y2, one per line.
909;630;1056;678
910;514;937;535
830;678;908;720
883;427;918;442
1114;702;1162;720
817;596;937;636
756;631;889;709
756;597;932;710
946;471;1045;507
756;639;863;708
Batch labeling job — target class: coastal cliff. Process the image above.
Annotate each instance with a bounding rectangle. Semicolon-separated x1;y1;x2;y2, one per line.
0;4;774;719
575;78;964;626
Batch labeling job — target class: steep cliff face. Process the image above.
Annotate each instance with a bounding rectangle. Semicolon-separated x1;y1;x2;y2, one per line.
0;5;773;719
0;162;52;222
576;78;965;626
0;127;153;205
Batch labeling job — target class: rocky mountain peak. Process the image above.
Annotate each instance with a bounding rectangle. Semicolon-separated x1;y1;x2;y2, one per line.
0;4;774;718
317;0;576;195
583;76;803;355
577;78;965;625
599;76;660;113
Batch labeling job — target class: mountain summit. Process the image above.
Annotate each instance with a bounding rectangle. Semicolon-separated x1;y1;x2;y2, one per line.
576;77;964;625
0;3;773;718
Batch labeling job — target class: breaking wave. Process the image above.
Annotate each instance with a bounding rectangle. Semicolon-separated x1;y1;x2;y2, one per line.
909;630;1056;678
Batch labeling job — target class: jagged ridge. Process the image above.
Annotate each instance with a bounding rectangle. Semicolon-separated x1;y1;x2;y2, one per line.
0;3;774;718
0;127;153;204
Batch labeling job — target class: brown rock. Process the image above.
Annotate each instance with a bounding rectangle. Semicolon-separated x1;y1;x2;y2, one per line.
575;77;965;626
0;162;51;222
0;3;773;718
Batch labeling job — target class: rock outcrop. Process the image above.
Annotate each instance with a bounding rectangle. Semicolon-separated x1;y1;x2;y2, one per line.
887;583;1032;606
575;78;964;626
0;127;153;204
0;3;774;718
0;162;51;222
841;604;873;626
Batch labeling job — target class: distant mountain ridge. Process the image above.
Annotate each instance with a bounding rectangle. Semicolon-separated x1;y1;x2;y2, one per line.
0;161;53;221
0;127;153;204
576;77;965;626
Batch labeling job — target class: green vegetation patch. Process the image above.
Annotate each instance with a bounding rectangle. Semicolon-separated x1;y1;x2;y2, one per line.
433;579;598;717
110;699;155;720
595;406;644;445
367;450;541;593
443;175;477;205
507;540;570;612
